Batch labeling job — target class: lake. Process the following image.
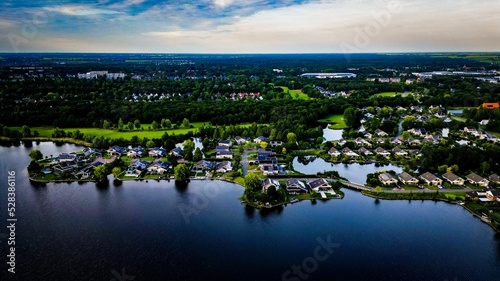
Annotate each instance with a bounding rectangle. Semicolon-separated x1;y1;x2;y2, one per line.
1;141;500;281
322;126;343;142
292;156;403;183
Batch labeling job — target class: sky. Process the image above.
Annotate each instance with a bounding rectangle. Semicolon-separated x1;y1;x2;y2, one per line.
0;0;499;53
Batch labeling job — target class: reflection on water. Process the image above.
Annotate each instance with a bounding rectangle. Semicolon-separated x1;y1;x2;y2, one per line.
323;126;344;142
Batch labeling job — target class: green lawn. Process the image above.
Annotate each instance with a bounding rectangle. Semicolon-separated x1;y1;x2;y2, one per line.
10;122;258;141
279;86;309;100
373;92;398;98
318;114;348;129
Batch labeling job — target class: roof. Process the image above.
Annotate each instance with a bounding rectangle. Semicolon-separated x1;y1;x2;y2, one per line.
379;173;396;182
489;174;500;182
420;172;440;182
399;172;417;182
480;103;499;109
442;172;462;182
307;178;330;189
467;173;486;183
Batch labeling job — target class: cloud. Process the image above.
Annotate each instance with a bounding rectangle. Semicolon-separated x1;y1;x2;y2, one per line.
213;0;234;9
44;5;121;16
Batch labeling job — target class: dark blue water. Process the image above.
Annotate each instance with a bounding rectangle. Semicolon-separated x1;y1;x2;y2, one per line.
1;142;500;281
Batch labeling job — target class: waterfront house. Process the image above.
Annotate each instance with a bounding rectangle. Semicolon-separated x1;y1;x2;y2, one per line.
358;147;373;156
147;161;170;174
328;147;341;157
127;147;145;158
169;148;183;158
398;172;419;185
262;178;280;193
127;160;150;176
393;147;408;157
489;174;500;184
285;179;308;194
420;172;443;186
375;147;391;157
107;145;126;156
378;173;398;186
196;160;215;171
53;162;74;175
442;172;465;186
307;178;332;192
218;140;232;147
215;161;232;173
485;191;500;202
216;150;233;159
466;173;489;186
341;147;359;158
57;153;78;163
466;191;489;202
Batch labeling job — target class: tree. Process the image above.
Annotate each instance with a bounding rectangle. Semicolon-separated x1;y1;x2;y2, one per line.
146;140;156;148
343;107;361;128
118;118;124;129
282;147;287;154
134;119;141;129
163;119;172;129
94;165;108;181
174;164;190;182
193;147;203;162
27;160;41;174
151;120;159;130
182;118;190;128
375;186;382;194
244;173;261;191
260;141;268;149
127;121;134;130
22;125;31;137
103;120;111;129
112;167;121;178
481;161;490;174
286;132;297;144
29;149;43;161
438;165;448;174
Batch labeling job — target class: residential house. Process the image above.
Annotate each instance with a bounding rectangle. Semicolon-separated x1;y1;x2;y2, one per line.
170;148;183;158
378;173;398;186
337;139;347;146
218;140;232;147
234;136;247;144
147;161;170;174
127;160;150;176
410;106;423;113
466;173;490;186
127;147;145;158
420;172;443;186
53;162;74;175
390;137;403;146
262;164;279;175
407;138;422;146
262;178;280;193
57;153;78;163
358;147;373;156
485;190;500;202
363;132;373;139
398;172;419;185
466;191;489;202
341;147;359;158
408;128;427;137
215;146;230;153
216;150;233;159
464;126;478;135
393;147;408;157
374;129;388;137
489;174;500;185
375;147;391;157
285;179;308;193
328;147;341;157
270;141;283;147
148;147;167;157
442;172;465;186
355;137;372;147
307;178;332;192
107;145;126;156
83;148;101;158
196;160;215;171
215;161;233;173
253;136;266;144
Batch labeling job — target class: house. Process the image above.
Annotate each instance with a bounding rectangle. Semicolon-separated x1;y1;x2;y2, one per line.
262;178;280;193
390;137;403;146
408;128;427;137
410;106;423;112
407;138;422;146
148;147;167;157
218;140;232;147
442;172;465;186
307;178;332;192
485;190;500;202
466;173;489;186
393;147;408;157
489;174;500;184
337;139;347;146
398;172;419;185
215;161;232;173
285;179;308;193
53;162;74;175
147;161;170;174
215;146;230;153
234;136;247;144
358;147;373;156
374;129;388;137
363;132;373;139
375;147;391;157
355;137;372;147
107;145;126;156
466;191;489;202
196;160;215;171
170;148;183;157
328;147;341;157
464;126;478;135
262;164;279;175
479;102;499;109
127;147;145;158
270;141;283;147
341;147;359;157
378;173;398;186
83;148;101;158
127;160;150;176
420;172;443;186
57;153;78;163
216;150;233;159
253;136;266;144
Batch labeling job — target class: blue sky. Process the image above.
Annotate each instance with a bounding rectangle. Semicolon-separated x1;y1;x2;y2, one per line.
0;0;499;53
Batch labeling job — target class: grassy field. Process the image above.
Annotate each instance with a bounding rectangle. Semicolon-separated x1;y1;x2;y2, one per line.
372;92;398;98
278;86;309;100
10;122;256;141
318;114;348;129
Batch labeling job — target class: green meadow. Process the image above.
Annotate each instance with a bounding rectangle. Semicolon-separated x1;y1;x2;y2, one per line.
372;92;398;98
278;86;309;100
318;114;348;129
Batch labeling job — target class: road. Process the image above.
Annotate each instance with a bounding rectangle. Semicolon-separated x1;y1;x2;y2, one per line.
241;148;256;176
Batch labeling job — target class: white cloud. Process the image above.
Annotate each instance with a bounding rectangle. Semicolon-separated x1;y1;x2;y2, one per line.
44;5;121;16
213;0;234;9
